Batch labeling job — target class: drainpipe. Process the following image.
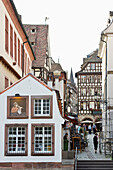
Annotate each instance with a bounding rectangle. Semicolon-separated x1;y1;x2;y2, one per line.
22;40;28;77
101;33;107;155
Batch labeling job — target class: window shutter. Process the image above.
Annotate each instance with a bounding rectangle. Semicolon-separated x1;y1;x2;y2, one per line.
5;16;9;53
10;24;13;58
18;39;20;66
14;32;17;62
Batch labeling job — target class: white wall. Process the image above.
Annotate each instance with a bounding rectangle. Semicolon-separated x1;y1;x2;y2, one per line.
0;76;64;162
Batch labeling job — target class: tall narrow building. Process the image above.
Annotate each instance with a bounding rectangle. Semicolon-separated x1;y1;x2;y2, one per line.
24;24;52;83
0;0;35;92
76;49;102;126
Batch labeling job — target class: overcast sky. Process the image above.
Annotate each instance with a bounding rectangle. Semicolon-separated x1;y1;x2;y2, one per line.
13;0;113;80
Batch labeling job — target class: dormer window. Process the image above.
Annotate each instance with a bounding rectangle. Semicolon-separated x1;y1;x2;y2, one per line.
90;63;95;70
31;29;36;33
31;42;35;46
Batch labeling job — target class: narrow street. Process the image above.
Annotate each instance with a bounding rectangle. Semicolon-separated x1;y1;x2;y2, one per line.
77;133;111;160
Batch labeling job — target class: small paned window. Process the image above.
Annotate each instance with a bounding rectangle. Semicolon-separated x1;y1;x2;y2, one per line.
89;102;94;109
31;96;53;118
8;127;26;153
34;99;50;116
81;75;86;83
90;63;95;70
81;89;86;96
31;124;54;156
5;124;28;156
34;126;52;153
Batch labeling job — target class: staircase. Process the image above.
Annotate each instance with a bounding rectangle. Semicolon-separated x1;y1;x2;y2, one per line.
77;160;113;170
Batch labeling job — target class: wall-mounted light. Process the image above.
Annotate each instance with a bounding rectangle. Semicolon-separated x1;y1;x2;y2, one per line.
15;93;20;97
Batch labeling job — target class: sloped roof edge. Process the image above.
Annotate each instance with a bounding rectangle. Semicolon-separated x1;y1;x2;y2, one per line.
0;73;53;95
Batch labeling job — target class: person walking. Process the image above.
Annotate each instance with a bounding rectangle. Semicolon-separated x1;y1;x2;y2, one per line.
88;124;91;134
93;133;98;153
64;133;69;151
93;124;96;134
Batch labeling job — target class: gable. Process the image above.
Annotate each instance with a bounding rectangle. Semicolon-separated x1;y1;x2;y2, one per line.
0;74;52;95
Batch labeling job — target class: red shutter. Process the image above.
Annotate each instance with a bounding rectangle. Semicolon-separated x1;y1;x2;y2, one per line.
5;16;9;53
18;39;20;66
14;32;17;62
10;24;13;58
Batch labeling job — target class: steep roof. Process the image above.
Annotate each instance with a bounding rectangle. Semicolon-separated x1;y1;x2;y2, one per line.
83;49;101;64
50;63;64;72
24;24;49;68
0;73;52;95
70;68;75;85
76;49;102;76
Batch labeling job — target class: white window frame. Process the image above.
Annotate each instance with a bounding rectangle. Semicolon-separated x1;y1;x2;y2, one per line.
8;127;26;154
34;126;52;153
89;102;94;109
34;99;50;116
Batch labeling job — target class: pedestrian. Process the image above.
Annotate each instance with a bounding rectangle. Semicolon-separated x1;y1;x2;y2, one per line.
78;124;81;134
64;132;68;140
88;124;91;134
93;133;98;153
93;124;96;134
64;133;69;151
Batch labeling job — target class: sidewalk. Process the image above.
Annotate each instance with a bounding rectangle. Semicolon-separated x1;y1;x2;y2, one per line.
77;133;111;160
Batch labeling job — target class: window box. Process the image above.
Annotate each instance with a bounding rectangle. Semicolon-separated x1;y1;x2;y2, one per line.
7;96;29;119
31;96;53;119
5;124;28;156
31;124;54;156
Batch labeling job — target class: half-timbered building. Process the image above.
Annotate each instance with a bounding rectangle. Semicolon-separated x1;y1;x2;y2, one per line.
76;49;102;125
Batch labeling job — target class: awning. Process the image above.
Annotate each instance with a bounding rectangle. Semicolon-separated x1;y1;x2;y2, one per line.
64;114;78;124
95;121;102;124
81;120;93;124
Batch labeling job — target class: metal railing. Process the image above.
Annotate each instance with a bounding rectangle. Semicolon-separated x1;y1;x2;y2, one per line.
99;131;113;156
75;147;78;170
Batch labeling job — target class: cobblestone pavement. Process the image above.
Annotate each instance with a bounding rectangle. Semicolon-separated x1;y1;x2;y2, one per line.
77;133;111;160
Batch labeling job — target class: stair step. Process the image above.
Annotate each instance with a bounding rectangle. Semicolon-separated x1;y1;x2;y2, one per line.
77;160;113;170
77;167;113;170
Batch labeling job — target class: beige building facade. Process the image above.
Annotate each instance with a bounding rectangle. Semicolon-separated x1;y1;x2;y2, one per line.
0;0;35;92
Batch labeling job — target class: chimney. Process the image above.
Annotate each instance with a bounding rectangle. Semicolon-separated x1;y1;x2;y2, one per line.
109;11;113;22
18;14;22;22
